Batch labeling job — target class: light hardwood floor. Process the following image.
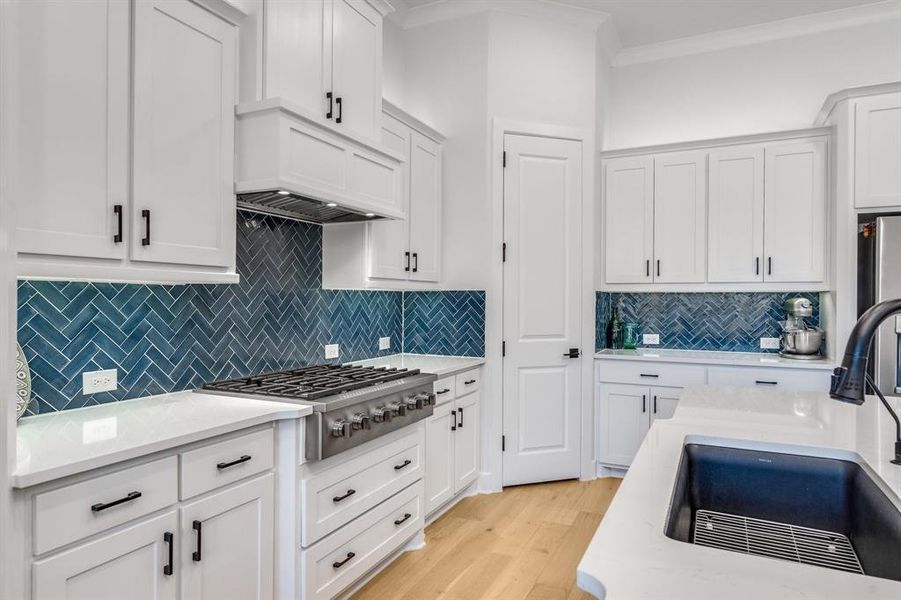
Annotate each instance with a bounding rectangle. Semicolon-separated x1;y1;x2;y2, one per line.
352;478;622;600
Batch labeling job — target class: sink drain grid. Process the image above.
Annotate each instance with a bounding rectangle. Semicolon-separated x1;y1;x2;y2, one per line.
693;509;864;575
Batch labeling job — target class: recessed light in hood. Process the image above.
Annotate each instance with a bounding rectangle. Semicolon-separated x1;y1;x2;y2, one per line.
236;190;386;225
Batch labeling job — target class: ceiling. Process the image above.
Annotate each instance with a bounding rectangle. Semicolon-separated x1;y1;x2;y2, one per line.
399;0;886;47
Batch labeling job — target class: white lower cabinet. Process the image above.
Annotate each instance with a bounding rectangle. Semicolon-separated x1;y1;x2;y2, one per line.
424;369;481;516
33;510;178;600
179;474;274;600
598;383;681;468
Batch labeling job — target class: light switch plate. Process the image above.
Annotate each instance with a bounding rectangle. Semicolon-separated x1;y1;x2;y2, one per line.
324;344;340;359
642;334;660;345
760;337;781;350
82;369;117;394
379;336;391;350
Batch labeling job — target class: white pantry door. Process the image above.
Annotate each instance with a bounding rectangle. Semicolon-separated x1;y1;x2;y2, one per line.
503;134;582;486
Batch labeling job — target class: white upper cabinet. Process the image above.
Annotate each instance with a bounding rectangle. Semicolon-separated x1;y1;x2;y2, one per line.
854;93;901;209
132;0;237;269
764;139;826;283
708;145;765;283
653;151;707;283
604;157;654;284
13;0;129;261
407;131;443;282
368;113;412;280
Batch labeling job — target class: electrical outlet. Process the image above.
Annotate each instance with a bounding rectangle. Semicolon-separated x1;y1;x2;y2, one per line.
324;344;340;360
642;333;660;345
379;336;391;350
760;337;781;350
82;369;117;394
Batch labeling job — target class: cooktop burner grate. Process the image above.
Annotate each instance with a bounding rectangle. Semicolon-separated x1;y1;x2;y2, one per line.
203;365;421;401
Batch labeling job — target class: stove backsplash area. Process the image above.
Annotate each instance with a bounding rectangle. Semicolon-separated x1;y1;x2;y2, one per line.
595;292;820;353
17;211;485;414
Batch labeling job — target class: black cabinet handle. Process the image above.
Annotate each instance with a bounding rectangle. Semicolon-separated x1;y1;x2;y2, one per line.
141;209;151;246
656;259;661;277
394;459;412;471
646;259;650;277
768;256;772;276
113;204;123;243
216;455;251;470
412;252;418;273
464;379;477;385
755;257;760;276
404;251;410;272
458;407;464;428
326;91;333;119
192;520;202;562
755;380;778;386
436;388;450;395
563;348;580;359
394;512;412;526
653;396;658;414
163;532;174;576
91;491;141;512
335;96;343;124
639;373;659;378
451;409;457;431
642;395;646;413
333;551;355;569
333;489;356;503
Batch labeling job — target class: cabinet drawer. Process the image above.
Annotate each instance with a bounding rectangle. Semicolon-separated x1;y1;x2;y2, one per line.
433;377;456;405
180;428;274;500
596;360;706;388
707;366;831;392
34;456;178;555
301;429;422;546
301;482;423;600
455;369;480;396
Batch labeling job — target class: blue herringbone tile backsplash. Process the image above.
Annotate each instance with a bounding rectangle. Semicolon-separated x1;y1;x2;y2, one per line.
18;212;484;414
595;292;820;353
403;291;485;357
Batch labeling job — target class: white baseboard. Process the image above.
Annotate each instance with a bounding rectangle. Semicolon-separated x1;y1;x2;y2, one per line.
597;464;627;478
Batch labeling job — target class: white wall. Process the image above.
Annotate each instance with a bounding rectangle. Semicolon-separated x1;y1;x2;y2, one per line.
605;18;901;148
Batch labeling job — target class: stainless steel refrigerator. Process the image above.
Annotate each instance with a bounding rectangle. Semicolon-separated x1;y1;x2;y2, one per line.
858;215;901;396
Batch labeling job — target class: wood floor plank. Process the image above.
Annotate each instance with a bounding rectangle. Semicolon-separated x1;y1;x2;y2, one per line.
352;478;621;600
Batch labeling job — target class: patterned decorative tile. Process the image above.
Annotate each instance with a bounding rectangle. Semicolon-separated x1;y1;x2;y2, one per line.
403;291;486;357
595;292;821;353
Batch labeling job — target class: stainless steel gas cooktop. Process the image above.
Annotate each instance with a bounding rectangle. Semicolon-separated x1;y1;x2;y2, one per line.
198;364;437;461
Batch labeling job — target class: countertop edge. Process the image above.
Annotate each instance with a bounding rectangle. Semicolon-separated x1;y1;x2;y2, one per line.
352;354;486;377
12;405;311;489
594;350;835;370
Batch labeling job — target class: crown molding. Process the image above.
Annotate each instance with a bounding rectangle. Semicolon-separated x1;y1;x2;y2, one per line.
815;81;901;125
399;0;610;31
613;0;901;68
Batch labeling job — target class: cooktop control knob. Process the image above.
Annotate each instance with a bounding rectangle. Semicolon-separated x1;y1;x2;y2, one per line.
404;396;421;411
387;401;406;417
416;392;435;407
330;419;351;438
351;412;371;431
372;406;392;423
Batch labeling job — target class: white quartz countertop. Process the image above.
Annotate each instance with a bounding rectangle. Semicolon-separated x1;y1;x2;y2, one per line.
13;392;311;488
352;353;485;377
595;348;835;370
577;386;901;599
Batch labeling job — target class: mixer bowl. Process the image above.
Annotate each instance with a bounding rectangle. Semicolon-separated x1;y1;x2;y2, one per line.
782;330;824;355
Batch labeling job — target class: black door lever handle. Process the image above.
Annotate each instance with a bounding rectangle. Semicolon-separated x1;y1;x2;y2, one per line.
563;348;580;359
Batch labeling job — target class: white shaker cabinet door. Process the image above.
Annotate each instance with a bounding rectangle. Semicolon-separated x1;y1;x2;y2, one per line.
650;386;681;422
653;151;707;283
424;402;456;515
330;0;382;142
13;0;129;261
368;113;411;280
708;145;765;283
408;131;443;282
598;383;650;468
604;157;654;283
33;511;177;600
855;93;901;209
180;474;274;600
763;140;826;283
132;0;237;268
453;392;480;493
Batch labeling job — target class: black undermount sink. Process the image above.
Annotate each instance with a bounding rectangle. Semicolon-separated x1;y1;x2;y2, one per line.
665;443;901;582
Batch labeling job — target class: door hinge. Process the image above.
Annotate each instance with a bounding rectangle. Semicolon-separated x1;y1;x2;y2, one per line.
503;151;506;168
502;435;505;452
502;341;506;357
502;242;507;262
